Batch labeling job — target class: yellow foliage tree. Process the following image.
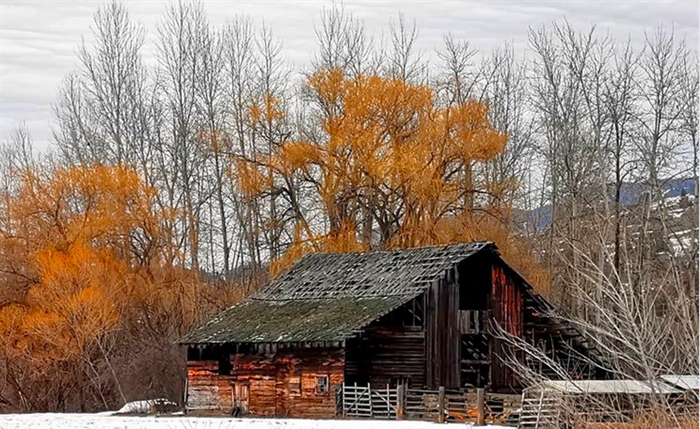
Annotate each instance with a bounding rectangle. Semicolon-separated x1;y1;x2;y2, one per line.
236;69;548;291
0;164;220;411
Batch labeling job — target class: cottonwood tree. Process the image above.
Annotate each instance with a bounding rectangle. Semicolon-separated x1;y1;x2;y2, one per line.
602;40;640;276
386;14;424;83
220;15;258;276
312;4;376;77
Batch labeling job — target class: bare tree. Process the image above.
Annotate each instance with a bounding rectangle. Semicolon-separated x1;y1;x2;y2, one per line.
156;0;209;272
602;40;640;276
480;43;534;212
76;1;146;164
386;13;424;83
528;22;610;311
636;27;688;195
436;34;482;106
312;4;374;76
221;15;256;276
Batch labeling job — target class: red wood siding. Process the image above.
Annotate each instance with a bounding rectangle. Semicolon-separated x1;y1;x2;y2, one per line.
186;348;344;418
186;360;235;412
490;262;524;390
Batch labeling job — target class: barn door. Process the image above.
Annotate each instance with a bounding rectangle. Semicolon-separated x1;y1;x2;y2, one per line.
232;382;249;415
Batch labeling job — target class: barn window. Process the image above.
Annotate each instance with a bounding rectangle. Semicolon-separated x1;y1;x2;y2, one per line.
316;375;329;394
289;376;301;395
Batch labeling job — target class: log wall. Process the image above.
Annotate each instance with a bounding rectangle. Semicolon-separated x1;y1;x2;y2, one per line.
186;360;235;413
186;347;344;418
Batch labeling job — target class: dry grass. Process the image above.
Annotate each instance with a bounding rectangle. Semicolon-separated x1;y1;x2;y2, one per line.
579;410;699;429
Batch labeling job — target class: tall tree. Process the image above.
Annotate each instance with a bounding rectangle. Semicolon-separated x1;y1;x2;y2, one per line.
236;70;546;287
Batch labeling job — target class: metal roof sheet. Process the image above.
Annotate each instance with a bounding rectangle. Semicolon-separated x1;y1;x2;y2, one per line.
660;375;700;391
539;379;681;394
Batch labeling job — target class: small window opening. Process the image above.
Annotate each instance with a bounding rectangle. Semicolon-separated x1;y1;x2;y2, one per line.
218;353;232;375
316;375;329;394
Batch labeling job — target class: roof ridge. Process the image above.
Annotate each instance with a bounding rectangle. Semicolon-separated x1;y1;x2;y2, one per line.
303;240;494;257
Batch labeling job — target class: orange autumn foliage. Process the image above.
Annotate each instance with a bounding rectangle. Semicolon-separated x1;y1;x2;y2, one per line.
238;69;548;292
0;166;152;364
0;164;233;410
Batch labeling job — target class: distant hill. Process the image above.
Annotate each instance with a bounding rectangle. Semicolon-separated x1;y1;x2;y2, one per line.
519;178;697;231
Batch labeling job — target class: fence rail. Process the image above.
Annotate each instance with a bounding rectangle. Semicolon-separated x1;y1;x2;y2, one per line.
337;384;520;426
339;383;398;419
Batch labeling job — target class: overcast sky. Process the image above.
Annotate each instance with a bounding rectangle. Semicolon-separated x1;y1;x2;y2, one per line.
1;0;698;150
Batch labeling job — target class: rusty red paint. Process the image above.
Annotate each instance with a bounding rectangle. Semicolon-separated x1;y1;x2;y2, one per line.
186;348;344;418
491;263;524;389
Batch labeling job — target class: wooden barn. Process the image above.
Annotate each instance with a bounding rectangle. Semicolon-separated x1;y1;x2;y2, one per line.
179;242;606;418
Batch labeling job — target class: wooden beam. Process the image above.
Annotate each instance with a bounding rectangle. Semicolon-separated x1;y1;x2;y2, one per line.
476;387;485;426
396;384;404;420
437;386;445;423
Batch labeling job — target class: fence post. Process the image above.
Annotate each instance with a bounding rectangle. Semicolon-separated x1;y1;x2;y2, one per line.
464;390;469;423
397;384;404;420
368;383;373;418
341;382;346;417
386;384;391;419
476;388;485;426
438;386;445;423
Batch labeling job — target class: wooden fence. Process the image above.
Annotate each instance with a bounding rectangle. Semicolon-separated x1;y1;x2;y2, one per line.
338;383;399;419
337;384;520;426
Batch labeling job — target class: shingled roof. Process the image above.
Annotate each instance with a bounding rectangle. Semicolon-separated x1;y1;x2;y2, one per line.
180;241;491;345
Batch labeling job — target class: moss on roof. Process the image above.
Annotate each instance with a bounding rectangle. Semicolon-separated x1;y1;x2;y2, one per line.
180;242;491;345
180;296;412;344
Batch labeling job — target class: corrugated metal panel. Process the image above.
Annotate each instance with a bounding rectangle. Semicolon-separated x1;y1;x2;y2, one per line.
660;374;700;391
538;379;682;394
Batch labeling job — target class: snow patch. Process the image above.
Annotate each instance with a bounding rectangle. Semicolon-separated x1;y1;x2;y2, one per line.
0;413;515;429
115;398;178;414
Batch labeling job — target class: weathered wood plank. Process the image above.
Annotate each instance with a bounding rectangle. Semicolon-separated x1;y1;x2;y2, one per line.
186;348;343;418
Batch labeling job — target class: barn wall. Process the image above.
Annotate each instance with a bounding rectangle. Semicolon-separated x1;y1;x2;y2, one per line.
186;360;235;412
186;347;344;418
426;271;461;389
345;325;425;387
490;261;524;391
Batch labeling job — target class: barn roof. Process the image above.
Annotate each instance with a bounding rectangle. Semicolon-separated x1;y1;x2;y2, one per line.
180;242;491;345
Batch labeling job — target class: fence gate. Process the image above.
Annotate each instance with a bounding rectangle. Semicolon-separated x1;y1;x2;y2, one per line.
518;389;563;429
339;383;398;419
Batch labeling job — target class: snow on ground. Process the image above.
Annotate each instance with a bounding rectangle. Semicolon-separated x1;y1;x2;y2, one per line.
116;399;178;414
0;413;512;429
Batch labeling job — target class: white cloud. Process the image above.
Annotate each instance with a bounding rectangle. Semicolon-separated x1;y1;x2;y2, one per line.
1;0;697;150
